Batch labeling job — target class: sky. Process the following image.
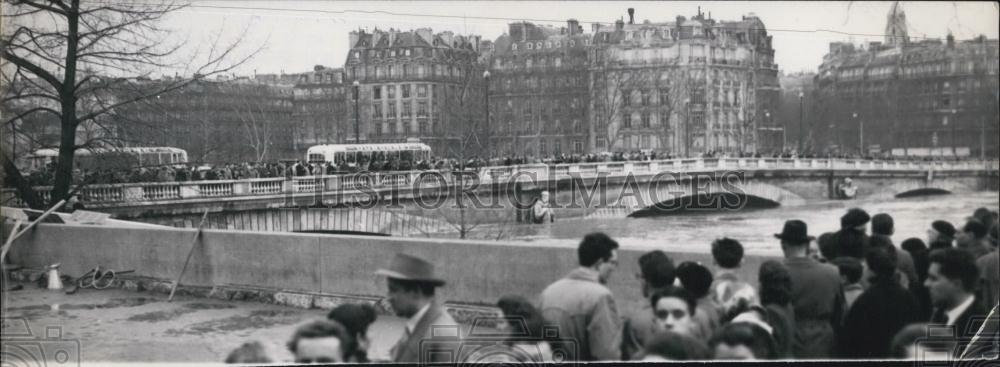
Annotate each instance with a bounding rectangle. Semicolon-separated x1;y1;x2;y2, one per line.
75;1;1000;77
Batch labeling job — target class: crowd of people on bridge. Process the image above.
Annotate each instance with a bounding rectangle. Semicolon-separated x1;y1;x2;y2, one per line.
224;206;999;363
10;149;980;188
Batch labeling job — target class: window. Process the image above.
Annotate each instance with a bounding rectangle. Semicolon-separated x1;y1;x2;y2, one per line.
658;87;670;105
622;90;631;106
554;140;561;154
573;139;583;153
402;101;411;117
622;112;632;128
527;42;533;50
640;135;650;149
512;43;518;50
387;85;396;99
569;40;576;47
373;86;382;99
418;119;428;134
387;103;397;119
641;90;650;106
540;139;547;155
417;84;427;98
402;84;410;98
373;104;383;119
642;113;650;128
418;101;428;116
596;137;606;150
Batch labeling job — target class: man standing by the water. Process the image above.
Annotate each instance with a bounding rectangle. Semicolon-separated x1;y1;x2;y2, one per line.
532;191;554;223
777;220;846;359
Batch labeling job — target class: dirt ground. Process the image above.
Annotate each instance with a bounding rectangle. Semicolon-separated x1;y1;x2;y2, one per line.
1;283;408;364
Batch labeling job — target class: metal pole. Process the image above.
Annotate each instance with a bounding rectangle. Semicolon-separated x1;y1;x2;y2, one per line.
484;71;491;157
798;92;804;153
685;102;690;157
353;81;360;143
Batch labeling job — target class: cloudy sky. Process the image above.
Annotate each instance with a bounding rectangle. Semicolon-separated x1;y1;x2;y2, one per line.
156;1;998;76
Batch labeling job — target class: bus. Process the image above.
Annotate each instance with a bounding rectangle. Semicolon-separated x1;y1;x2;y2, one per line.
306;142;432;167
21;146;189;172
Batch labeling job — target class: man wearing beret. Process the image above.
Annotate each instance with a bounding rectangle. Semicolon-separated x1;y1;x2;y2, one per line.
928;220;957;250
829;208;872;261
778;220;846;359
376;253;459;363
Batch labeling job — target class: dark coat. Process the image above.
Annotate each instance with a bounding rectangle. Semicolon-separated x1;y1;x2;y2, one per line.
764;303;796;359
839;278;922;358
931;296;996;358
784;256;846;359
389;302;460;363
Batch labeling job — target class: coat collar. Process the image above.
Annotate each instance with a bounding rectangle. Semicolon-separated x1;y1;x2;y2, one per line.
567;267;600;283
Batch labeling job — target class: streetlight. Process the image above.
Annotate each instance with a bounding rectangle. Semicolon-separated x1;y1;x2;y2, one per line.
352;80;360;143
483;70;491;157
684;98;691;157
798;91;804;153
764;110;772;153
853;112;863;155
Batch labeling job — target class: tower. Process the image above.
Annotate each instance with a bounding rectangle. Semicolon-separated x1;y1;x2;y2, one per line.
885;1;909;47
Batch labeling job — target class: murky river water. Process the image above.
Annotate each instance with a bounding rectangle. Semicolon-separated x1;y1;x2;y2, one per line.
497;191;998;256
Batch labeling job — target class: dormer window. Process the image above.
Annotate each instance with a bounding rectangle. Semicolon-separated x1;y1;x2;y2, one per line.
527;42;533;50
545;42;551;48
569;40;576;47
512;43;518;50
555;41;561;47
536;42;542;49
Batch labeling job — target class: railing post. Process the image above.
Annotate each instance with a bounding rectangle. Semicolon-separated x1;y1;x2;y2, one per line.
179;182;199;199
232;180;250;195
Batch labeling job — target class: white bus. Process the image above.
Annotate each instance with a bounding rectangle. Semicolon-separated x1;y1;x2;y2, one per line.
21;146;189;171
306;142;432;166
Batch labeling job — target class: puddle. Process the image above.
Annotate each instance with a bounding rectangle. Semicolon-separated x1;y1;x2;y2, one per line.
127;309;197;323
164;309;300;336
184;302;236;310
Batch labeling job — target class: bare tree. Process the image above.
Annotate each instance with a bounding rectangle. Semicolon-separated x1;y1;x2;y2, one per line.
1;0;259;208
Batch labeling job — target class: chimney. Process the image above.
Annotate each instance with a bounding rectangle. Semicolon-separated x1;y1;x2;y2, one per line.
615;18;625;31
946;32;955;49
628;8;635;25
567;19;580;35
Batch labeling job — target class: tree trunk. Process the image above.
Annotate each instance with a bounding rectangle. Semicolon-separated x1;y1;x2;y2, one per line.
51;0;81;205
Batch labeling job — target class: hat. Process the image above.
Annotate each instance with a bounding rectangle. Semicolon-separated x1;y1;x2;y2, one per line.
775;220;815;244
962;219;988;238
375;253;446;286
871;213;894;236
841;208;871;229
931;220;957;239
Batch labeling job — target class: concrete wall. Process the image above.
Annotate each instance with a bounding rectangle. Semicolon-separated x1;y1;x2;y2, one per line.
6;223;775;317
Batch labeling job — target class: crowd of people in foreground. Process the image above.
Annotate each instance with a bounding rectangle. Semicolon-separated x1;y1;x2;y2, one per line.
225;206;999;363
16;149;981;188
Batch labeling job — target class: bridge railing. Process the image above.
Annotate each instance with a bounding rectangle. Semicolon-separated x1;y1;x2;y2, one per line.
3;158;996;207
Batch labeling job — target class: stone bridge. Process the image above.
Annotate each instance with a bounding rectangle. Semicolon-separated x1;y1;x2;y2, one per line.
3;158;997;233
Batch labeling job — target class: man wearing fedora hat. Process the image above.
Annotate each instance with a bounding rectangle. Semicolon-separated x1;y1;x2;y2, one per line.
376;253;459;363
776;220;846;359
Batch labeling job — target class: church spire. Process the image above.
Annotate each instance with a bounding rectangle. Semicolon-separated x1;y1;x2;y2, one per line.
885;1;909;47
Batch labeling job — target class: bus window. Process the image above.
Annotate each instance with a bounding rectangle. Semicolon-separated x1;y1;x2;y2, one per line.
401;150;413;162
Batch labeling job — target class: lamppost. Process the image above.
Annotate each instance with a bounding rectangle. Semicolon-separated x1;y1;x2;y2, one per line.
764;110;770;154
949;108;957;157
853;112;863;155
352;80;360;143
483;70;491;157
798;91;804;153
684;98;691;157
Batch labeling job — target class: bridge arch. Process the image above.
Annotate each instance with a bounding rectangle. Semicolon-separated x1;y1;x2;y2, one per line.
866;177;979;199
622;179;806;217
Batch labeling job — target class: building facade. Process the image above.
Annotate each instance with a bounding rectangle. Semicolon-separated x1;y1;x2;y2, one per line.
289;66;351;151
484;20;592;157
815;3;999;157
587;9;779;155
114;76;297;164
344;27;484;156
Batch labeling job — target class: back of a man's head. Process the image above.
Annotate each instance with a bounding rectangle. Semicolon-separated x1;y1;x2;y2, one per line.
639;250;676;289
962;219;988;239
865;245;898;278
831;256;863;285
711;238;744;269
872;213;894;236
676;262;714;299
578;232;619;267
642;331;710;360
287;319;355;362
